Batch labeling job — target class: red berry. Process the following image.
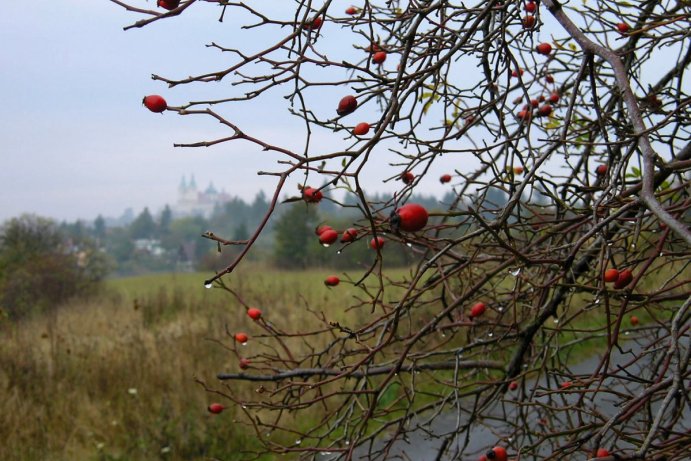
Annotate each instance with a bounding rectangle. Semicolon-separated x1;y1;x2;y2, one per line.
509;381;518;391
400;171;415;184
536;43;552;55
522;15;536;29
560;381;572;389
393;203;429;232
340;228;358;242
337;95;358;116
142;95;167;113
517;109;532;122
537;104;553;117
372;51;387;64
315;224;334;236
545;74;555;83
239;358;251;370
207;403;224;414
530;99;539;108
440;174;452;184
247;307;262;320
487;446;508;461
469;302;487;318
613;269;633;289
524;1;537;13
365;42;382;53
345;6;358;15
370;236;385;250
157;0;180;10
307;16;323;30
616;22;629;34
353;122;370;136
479;456;488;461
595;164;608;176
603;268;619;283
324;276;340;286
513;166;524;174
511;68;524;78
303;187;323;203
235;332;249;343
319;229;339;246
548;92;560;104
596;448;610;458
630;315;639;326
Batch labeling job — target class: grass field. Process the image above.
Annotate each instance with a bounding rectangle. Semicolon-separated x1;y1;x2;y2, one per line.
1;259;685;461
0;265;412;461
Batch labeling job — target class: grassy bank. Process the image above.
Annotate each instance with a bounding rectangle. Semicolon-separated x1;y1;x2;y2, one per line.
0;266;410;461
1;261;684;460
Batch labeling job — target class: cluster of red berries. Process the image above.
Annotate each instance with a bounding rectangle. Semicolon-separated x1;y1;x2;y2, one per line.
603;268;634;289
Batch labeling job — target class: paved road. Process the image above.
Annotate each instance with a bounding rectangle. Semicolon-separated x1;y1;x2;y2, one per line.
322;336;690;460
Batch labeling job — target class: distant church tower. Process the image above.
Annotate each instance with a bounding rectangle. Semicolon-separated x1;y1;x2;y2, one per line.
177;174;200;215
175;174;230;217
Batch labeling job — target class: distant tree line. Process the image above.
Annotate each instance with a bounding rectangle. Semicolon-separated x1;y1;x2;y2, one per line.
0;215;110;320
0;189;494;318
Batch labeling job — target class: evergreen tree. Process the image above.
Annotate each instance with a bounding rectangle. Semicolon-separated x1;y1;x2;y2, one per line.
273;203;318;268
93;215;106;241
130;207;157;239
159;205;173;235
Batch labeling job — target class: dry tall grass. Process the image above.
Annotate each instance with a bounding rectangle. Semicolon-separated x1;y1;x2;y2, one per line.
0;267;380;461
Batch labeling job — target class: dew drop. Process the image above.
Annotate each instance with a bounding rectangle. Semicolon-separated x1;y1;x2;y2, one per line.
630;243;636;249
295;439;302;445
406;242;413;248
322;243;331;248
241;342;247;347
594;298;601;304
509;268;521;276
337;250;342;255
497;307;504;312
345;440;350;446
607;242;614;247
624;331;630;336
488;332;494;337
441;333;446;338
241;405;247;409
659;252;664;257
553;318;560;324
324;452;332;456
204;282;213;289
266;432;271;437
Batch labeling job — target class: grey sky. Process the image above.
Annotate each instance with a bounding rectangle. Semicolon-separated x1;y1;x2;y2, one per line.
7;2;669;224
1;1;482;223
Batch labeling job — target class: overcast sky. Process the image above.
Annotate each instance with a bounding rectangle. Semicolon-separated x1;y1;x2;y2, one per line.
3;2;670;224
0;1;457;223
